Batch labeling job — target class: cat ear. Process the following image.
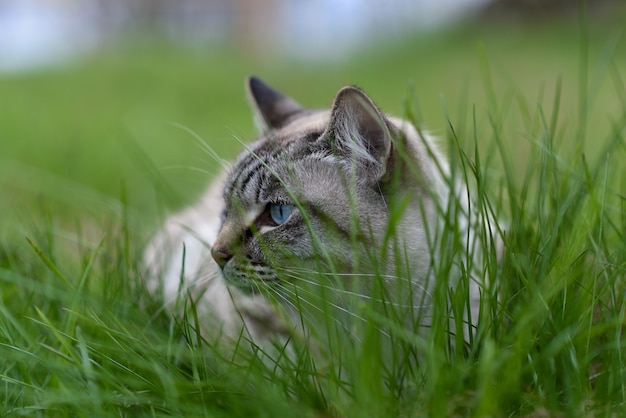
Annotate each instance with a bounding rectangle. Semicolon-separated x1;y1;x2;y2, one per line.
325;86;394;179
246;76;305;132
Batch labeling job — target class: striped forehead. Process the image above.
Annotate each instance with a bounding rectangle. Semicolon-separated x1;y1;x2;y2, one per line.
223;110;330;204
224;142;281;202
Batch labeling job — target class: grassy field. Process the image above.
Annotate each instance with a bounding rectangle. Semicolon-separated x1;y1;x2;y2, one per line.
1;12;626;417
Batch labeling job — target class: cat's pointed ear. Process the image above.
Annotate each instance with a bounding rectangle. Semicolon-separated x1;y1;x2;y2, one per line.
246;76;305;132
325;86;394;179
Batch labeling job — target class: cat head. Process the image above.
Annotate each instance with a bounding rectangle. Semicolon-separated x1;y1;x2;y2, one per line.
211;77;413;293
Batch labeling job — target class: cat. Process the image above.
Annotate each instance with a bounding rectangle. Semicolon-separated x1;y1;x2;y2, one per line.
143;76;499;347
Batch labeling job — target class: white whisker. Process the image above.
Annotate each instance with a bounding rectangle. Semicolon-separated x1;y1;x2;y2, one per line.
275;267;435;304
273;282;365;334
271;283;344;337
275;279;371;325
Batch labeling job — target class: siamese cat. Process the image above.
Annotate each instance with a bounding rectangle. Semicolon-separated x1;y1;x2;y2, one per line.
144;77;499;347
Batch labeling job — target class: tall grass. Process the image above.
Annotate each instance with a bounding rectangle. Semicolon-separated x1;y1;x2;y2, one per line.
2;19;626;418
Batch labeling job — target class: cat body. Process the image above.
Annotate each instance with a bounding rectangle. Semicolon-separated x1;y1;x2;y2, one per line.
144;77;490;345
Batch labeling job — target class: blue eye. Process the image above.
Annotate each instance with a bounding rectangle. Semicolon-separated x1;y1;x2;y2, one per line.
269;203;293;225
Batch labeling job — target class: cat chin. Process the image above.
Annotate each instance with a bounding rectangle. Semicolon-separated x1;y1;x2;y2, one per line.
221;266;278;295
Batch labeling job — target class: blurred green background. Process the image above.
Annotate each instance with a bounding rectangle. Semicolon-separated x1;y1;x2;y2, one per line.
1;1;625;243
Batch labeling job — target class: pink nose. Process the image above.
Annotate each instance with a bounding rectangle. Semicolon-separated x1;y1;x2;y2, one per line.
211;246;232;269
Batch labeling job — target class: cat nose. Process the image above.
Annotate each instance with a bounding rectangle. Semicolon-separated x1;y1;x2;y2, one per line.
211;246;232;269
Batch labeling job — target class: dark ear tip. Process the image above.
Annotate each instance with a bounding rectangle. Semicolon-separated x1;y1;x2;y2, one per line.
246;75;262;95
247;76;285;102
247;75;260;87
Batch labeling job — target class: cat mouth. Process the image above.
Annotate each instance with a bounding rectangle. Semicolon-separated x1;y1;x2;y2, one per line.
220;263;280;294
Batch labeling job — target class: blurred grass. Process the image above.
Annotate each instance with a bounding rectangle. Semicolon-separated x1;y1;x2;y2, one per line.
0;16;625;239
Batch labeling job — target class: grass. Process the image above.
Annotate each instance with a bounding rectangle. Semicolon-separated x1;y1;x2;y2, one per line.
1;12;626;417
